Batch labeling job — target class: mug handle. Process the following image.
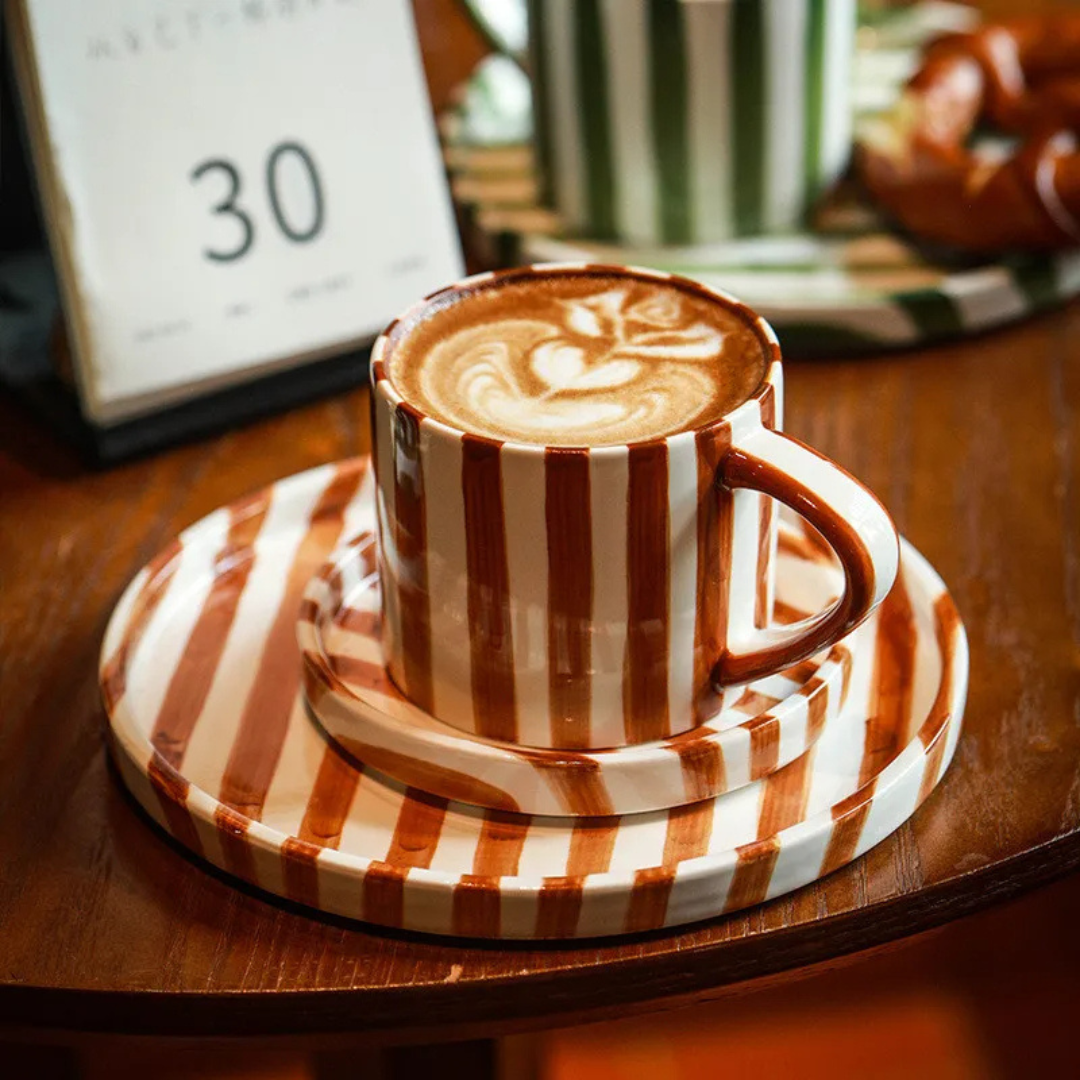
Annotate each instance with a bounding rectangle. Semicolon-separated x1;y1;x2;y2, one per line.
711;427;900;685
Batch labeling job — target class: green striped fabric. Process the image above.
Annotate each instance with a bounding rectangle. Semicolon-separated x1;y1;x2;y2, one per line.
530;0;855;245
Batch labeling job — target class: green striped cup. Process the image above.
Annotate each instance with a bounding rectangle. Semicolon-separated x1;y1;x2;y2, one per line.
529;0;855;245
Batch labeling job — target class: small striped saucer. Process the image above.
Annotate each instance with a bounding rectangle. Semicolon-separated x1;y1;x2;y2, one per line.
299;529;854;818
101;457;968;940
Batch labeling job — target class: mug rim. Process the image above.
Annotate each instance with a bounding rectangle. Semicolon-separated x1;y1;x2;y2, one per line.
370;261;783;456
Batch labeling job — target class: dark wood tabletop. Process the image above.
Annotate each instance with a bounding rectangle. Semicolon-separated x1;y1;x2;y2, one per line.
3;0;1080;1051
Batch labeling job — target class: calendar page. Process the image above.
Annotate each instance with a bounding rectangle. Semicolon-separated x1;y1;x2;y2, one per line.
10;0;463;424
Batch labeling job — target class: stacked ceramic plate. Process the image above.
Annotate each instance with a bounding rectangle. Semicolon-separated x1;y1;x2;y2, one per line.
102;456;968;940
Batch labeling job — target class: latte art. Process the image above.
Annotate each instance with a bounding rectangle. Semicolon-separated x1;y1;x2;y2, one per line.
386;272;767;446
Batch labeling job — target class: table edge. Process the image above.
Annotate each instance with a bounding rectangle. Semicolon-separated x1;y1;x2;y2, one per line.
2;829;1076;1040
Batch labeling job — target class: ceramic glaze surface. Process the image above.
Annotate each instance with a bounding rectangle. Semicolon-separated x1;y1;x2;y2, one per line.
101;457;967;940
372;264;899;750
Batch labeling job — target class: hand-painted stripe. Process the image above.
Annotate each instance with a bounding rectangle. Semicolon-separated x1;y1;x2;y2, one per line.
151;495;269;769
335;733;521;814
217;463;364;820
328;654;406;698
335;607;381;637
535;815;620;938
452;810;532;937
472;810;533;877
731;0;767;235
724;836;780;912
755;385;779;628
623;441;671;743
694;426;733;723
100;537;183;712
777;524;835;565
423;428;473;731
393;404;434;715
801;674;832;744
755;496;775;629
746;708;782;782
516;747;614;816
757;743;815;839
863;570;917;787
147;754;205;860
917;593;963;804
666;726;726;803
215;802;259;887
667;434;699;743
462;436;518;742
362;788;448;929
648;0;691;243
733;687;783;716
546;449;594;747
575;0;617;238
588;446;630;746
820;783;877;877
281;746;364;909
625;800;715;931
624;866;675;933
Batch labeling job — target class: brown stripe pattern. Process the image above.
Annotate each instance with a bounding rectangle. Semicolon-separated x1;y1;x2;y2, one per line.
151;494;269;769
693;425;734;724
103;456;967;940
546;449;593;748
755;382;778;628
216;463;365;824
392;404;434;714
623;441;671;744
362;789;448;928
453;810;532;937
462;435;518;742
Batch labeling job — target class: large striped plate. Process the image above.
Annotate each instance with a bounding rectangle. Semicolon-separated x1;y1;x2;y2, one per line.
102;457;968;940
299;528;853;817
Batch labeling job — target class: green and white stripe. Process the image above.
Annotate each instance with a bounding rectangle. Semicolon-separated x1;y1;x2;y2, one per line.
531;0;855;245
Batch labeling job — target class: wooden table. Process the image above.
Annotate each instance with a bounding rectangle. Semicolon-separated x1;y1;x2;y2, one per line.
3;296;1080;1055
4;0;1080;1069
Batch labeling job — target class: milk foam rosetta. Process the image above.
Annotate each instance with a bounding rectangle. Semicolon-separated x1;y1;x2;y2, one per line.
386;273;768;446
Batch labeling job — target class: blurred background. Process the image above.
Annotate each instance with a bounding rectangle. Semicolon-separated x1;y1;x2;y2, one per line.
3;0;1078;1076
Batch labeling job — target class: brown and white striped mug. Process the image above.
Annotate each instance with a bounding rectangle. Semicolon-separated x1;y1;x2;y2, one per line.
370;264;898;750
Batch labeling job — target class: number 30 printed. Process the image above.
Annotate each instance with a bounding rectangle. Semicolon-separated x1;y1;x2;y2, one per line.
191;141;324;263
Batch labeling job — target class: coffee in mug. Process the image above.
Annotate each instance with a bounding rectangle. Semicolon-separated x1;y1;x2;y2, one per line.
385;270;766;446
371;264;897;750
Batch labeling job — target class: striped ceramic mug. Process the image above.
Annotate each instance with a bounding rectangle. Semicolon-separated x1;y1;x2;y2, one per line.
370;264;898;750
529;0;855;244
